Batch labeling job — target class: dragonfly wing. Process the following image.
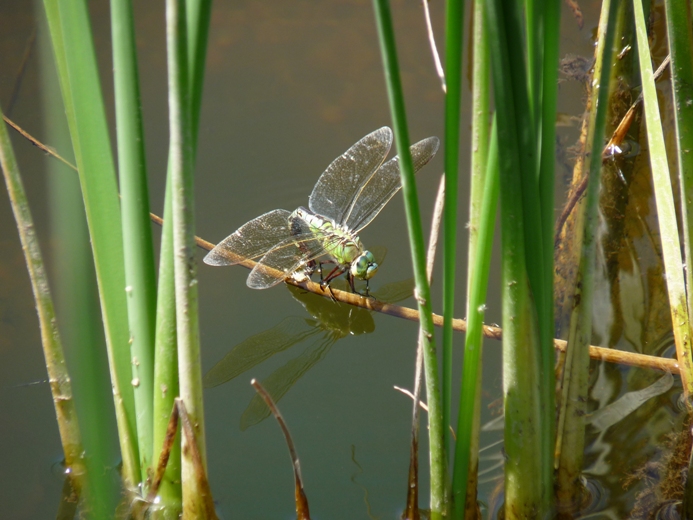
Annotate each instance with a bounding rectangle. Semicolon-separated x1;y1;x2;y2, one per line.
202;316;317;388
346;136;440;232
308;127;392;223
203;209;292;266
342;137;440;233
246;229;333;289
240;333;335;430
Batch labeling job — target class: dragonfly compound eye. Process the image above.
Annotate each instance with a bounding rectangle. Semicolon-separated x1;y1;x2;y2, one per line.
351;253;378;280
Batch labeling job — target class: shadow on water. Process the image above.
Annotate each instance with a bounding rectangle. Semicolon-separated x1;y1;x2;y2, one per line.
204;279;414;430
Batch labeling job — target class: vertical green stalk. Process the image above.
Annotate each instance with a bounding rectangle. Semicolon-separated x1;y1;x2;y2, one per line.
662;0;693;511
663;0;693;342
0;109;90;509
37;6;118;513
43;0;140;487
485;0;552;513
555;0;618;508
371;0;445;515
442;0;464;460
538;0;560;491
633;0;693;397
111;0;157;479
450;0;491;514
452;120;498;519
152;1;210;513
166;0;208;516
152;180;182;516
185;0;212;142
524;0;541;129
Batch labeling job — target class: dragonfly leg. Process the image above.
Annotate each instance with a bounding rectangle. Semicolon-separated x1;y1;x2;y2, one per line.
365;278;373;299
348;272;356;293
326;283;338;302
320;265;346;301
317;259;336;282
318;266;343;302
321;265;345;286
347;272;372;298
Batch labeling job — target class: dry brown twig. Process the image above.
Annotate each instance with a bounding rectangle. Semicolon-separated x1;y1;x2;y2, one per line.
4;116;679;377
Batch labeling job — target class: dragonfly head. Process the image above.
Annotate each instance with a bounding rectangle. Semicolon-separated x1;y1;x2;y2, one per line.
351;250;378;280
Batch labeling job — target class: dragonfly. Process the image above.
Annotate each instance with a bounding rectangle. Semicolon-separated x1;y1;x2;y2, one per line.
203;127;439;294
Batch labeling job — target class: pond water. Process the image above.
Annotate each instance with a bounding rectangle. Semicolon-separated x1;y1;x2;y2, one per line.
0;0;683;519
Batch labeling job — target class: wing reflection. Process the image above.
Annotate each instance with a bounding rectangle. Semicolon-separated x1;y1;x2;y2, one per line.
205;280;413;429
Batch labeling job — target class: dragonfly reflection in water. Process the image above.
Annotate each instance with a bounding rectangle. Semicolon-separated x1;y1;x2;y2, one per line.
204;280;414;429
203;127;439;295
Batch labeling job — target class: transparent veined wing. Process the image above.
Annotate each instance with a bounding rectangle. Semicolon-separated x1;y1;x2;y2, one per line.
203;209;292;266
203;316;318;388
344;136;440;233
240;332;335;430
308;127;392;223
246;226;345;289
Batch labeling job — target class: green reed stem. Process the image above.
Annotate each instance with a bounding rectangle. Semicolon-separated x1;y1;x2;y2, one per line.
151;176;183;515
663;0;693;354
538;0;560;491
450;0;491;515
372;0;445;515
633;0;693;398
166;0;209;515
43;0;140;487
111;0;157;479
485;0;552;513
152;1;210;513
662;0;693;510
38;11;120;516
555;0;618;508
185;0;212;141
442;0;464;460
0;107;90;511
452;119;498;519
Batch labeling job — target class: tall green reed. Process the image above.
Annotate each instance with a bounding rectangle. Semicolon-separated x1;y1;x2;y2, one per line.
43;0;141;488
633;0;693;398
442;0;464;463
30;0;213;516
0;101;92;512
555;0;618;508
372;0;445;515
482;0;559;513
664;0;693;328
111;0;158;479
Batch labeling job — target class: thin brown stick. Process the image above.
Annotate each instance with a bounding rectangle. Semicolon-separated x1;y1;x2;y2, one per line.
251;379;311;520
0;106;88;499
5;26;37;117
3;115;78;171
6;117;679;376
420;0;445;93
395;386;457;439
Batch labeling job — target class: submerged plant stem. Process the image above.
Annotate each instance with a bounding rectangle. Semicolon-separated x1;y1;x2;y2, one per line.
0;112;88;505
633;0;693;399
556;0;618;507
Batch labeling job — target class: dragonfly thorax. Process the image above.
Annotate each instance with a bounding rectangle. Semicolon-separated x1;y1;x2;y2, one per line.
291;207;378;281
